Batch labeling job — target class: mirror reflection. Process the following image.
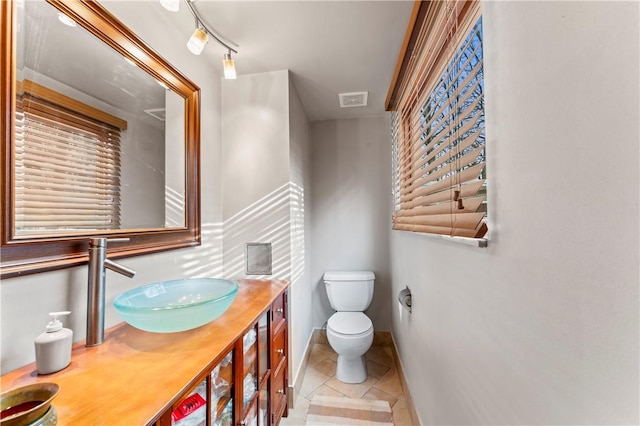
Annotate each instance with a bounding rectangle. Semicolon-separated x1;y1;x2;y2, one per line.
15;0;186;236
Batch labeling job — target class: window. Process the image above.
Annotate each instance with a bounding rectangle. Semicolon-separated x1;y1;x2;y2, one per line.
15;80;124;234
388;0;487;241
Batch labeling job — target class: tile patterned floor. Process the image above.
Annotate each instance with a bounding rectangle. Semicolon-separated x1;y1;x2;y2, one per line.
281;334;414;425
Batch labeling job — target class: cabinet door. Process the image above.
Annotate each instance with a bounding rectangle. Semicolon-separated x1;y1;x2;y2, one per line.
270;292;288;425
271;362;287;424
241;325;258;417
271;293;286;332
271;326;286;373
212;350;234;426
257;311;269;382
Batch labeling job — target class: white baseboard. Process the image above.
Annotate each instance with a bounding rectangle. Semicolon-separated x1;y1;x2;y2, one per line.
390;333;421;425
288;328;315;409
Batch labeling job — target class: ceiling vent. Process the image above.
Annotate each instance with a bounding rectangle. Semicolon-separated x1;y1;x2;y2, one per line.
339;91;368;108
144;108;166;122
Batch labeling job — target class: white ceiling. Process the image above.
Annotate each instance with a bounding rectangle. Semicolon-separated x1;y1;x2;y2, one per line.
22;1;413;123
163;1;414;121
21;1;169;128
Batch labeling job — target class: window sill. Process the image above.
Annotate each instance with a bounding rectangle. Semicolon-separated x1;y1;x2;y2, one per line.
396;230;488;248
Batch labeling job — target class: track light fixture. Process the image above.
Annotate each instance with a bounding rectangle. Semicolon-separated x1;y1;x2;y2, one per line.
161;0;239;79
187;27;208;55
223;51;236;80
160;0;180;13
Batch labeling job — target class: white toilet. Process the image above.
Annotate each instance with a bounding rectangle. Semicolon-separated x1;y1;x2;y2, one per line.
323;270;375;384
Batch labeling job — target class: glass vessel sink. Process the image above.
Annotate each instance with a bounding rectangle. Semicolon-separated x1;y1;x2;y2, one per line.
113;278;239;333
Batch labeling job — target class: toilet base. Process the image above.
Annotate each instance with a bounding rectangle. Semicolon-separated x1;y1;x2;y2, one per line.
335;355;367;384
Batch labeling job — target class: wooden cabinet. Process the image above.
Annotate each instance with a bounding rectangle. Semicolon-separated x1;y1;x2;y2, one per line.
160;290;288;426
1;280;288;425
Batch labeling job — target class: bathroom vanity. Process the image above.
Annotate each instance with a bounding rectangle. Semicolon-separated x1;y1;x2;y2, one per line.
1;279;289;426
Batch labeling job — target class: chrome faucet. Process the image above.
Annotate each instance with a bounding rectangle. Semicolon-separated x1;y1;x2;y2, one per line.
87;238;135;347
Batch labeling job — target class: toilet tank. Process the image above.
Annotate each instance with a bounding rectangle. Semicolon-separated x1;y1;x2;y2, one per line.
323;271;375;311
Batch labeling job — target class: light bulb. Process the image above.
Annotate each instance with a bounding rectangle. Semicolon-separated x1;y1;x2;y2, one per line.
223;53;236;79
160;0;180;12
187;28;208;55
57;12;76;27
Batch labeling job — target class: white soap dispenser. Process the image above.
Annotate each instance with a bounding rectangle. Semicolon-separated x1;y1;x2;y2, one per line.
35;311;73;375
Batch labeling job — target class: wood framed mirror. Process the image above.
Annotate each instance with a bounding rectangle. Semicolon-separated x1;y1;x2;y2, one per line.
1;0;201;278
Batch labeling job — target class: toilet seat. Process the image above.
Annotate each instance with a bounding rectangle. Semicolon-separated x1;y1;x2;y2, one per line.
327;312;372;337
326;312;374;384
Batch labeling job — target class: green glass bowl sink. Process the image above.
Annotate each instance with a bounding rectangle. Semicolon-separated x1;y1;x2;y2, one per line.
113;278;239;333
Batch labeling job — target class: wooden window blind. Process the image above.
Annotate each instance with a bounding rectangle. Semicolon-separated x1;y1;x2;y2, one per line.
15;92;123;233
388;0;487;240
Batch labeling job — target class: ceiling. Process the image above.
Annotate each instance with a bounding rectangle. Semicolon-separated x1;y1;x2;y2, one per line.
21;1;413;123
159;1;414;121
21;1;168;128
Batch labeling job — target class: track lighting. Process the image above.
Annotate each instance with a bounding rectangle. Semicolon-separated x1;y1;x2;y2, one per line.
160;0;180;12
223;51;236;80
187;28;208;55
161;0;239;78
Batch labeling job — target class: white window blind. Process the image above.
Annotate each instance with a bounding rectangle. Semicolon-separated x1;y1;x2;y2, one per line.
15;93;122;233
390;0;487;240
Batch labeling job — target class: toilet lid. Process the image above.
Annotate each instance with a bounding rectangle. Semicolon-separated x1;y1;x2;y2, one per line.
328;312;372;335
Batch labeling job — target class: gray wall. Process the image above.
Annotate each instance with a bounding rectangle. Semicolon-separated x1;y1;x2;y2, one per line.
120;119;165;228
288;78;314;382
221;70;314;387
390;2;640;424
310;116;392;331
1;1;225;374
221;70;292;279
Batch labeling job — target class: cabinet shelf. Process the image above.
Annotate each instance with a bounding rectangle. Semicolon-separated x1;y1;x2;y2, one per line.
213;395;231;418
243;345;257;373
212;398;233;426
241;391;261;426
217;367;233;386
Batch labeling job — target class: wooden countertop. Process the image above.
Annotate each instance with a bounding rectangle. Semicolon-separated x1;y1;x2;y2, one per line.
1;279;289;425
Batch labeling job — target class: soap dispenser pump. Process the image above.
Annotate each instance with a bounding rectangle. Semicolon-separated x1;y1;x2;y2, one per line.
35;311;73;375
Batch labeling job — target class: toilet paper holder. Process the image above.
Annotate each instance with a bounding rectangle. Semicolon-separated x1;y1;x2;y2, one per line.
398;286;412;313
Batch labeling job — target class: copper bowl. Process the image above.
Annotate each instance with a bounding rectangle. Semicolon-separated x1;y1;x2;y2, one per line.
0;383;59;426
